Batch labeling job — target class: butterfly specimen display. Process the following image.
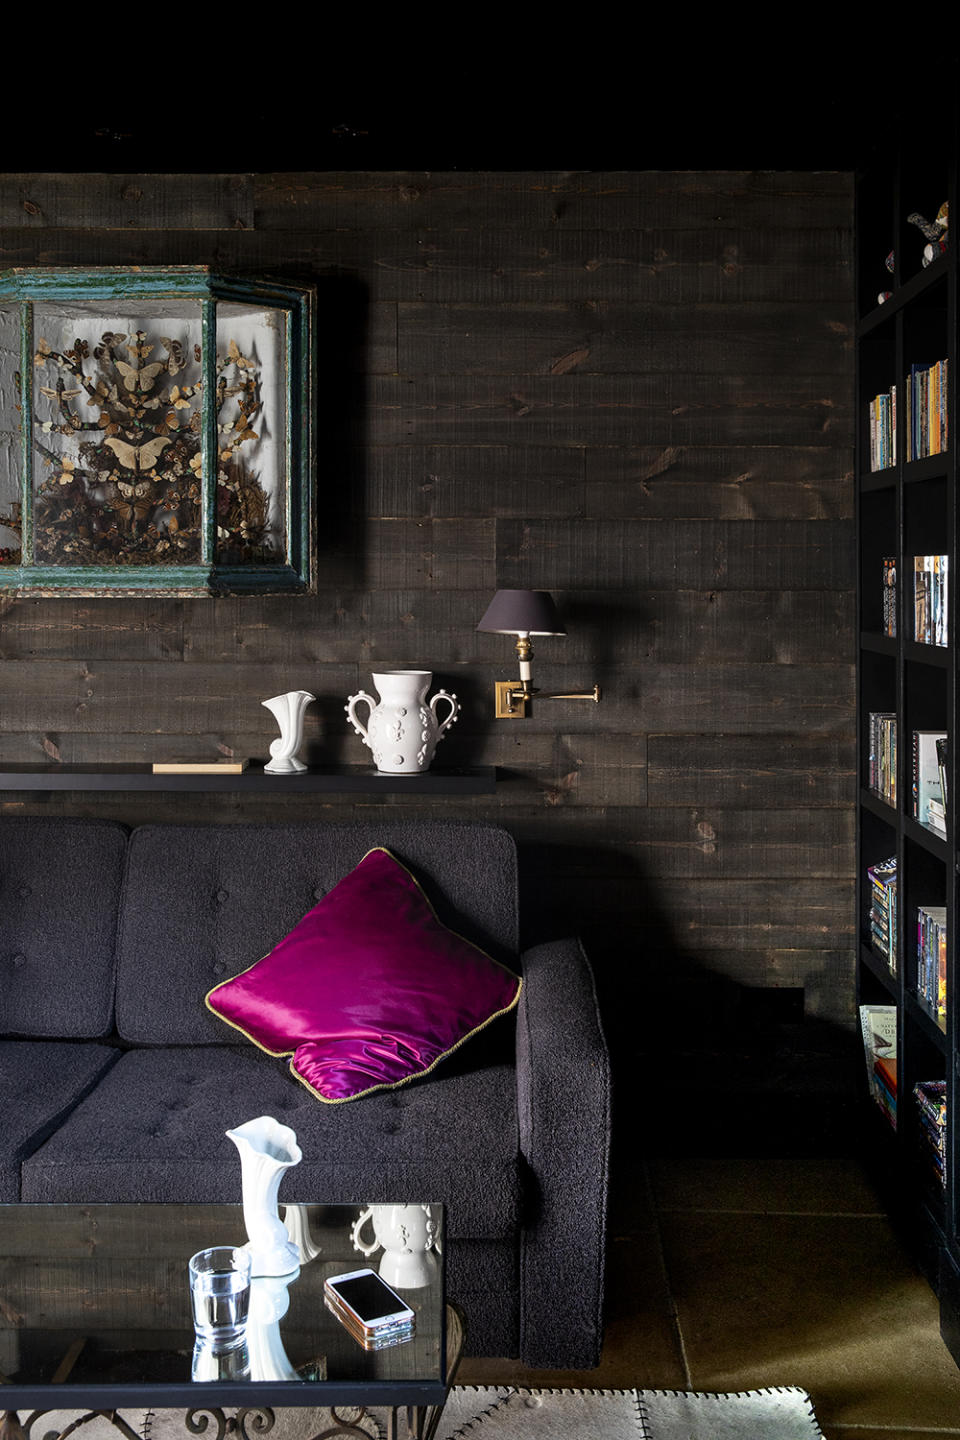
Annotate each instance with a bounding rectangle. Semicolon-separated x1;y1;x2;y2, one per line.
26;323;282;569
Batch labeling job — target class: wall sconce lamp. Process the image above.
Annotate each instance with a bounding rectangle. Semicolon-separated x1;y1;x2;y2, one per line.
477;589;602;718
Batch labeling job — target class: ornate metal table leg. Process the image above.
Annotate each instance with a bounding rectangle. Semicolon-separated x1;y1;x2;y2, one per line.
1;1413;27;1440
185;1411;275;1440
309;1411;378;1439
1;1412;145;1440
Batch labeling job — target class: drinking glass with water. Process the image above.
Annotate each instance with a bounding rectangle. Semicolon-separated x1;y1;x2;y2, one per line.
189;1246;252;1348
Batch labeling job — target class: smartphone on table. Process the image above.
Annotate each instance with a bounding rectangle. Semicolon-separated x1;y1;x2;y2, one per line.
324;1267;416;1349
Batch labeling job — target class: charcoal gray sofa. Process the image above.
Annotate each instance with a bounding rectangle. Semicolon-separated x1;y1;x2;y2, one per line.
0;816;610;1369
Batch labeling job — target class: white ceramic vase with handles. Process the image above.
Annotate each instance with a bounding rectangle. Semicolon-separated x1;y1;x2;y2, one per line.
344;670;460;775
351;1203;442;1289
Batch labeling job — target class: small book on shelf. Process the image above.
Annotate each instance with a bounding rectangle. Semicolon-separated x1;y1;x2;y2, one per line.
913;1080;947;1189
867;855;897;973
913;554;948;645
151;760;249;774
868;712;897;804
868;385;897;471
916;904;947;1021
906;358;949;461
859;1003;898;1130
882;556;897;637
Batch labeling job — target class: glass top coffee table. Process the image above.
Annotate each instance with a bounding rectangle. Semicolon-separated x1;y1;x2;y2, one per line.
0;1203;462;1440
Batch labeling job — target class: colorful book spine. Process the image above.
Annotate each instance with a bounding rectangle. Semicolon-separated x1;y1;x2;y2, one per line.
913;1080;946;1188
906;359;949;460
916;905;947;1022
874;1055;898;1130
913;555;948;646
868;856;897;972
869;385;898;471
883;556;897;637
859;1003;897;1128
868;712;897;804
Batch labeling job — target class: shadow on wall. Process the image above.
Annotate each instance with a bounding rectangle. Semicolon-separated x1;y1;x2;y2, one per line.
518;839;861;1158
314;273;370;593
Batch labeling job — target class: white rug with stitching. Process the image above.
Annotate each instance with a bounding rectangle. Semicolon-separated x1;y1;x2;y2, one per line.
22;1385;824;1440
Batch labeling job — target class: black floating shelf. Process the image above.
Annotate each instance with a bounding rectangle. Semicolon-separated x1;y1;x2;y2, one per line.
0;763;497;795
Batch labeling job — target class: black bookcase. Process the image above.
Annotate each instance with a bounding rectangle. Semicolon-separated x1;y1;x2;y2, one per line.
856;125;960;1358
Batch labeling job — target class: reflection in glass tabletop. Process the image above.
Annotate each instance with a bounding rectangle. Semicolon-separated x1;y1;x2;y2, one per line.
0;1203;451;1412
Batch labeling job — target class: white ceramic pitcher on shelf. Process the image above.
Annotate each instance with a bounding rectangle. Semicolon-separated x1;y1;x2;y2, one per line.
345;670;460;775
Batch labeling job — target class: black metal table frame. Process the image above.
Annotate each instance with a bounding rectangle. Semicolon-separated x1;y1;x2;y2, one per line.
1;1302;464;1440
1;1401;443;1440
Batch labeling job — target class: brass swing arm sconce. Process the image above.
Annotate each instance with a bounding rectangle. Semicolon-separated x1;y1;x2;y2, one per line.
478;590;602;719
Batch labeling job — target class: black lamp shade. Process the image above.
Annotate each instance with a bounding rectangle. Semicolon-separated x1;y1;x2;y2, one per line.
477;589;566;636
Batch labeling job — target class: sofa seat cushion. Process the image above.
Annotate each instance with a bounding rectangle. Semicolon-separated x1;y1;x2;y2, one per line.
0;1041;120;1200
20;1046;521;1240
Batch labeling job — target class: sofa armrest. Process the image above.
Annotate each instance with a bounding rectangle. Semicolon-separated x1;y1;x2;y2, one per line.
516;935;611;1369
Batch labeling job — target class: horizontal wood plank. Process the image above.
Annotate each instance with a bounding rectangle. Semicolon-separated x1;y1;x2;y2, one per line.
495;518;855;590
0;175;254;231
362;374;851;447
397;301;852;376
253;171;851;234
583;445;853;520
647;733;855;807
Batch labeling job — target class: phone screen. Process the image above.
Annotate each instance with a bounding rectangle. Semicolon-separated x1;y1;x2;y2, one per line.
331;1272;407;1322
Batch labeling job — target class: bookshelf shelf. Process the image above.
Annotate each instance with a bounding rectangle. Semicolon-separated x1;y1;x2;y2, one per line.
905;991;948;1048
856;134;958;1350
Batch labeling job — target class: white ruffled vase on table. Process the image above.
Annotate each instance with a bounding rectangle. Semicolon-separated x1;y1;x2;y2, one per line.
225;1115;302;1277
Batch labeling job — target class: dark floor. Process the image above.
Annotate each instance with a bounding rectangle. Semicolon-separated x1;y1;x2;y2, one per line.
459;1149;960;1437
458;1015;960;1437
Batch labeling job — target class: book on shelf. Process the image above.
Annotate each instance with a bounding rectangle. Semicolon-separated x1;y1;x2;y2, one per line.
937;736;949;810
859;1003;897;1129
916;904;947;1023
912;729;947;830
868;385;897;472
151;760;250;774
868;855;898;973
874;1055;898;1130
868;711;897;804
882;556;897;637
913;1079;947;1189
906;358;949;461
913;554;948;645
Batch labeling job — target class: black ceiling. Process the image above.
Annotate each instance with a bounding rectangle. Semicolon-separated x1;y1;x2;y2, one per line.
9;49;959;175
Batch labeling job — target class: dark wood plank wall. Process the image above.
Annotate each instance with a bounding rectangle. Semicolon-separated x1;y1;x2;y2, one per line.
0;170;855;1068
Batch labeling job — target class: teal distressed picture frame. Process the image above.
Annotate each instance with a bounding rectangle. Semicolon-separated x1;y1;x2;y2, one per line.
0;267;315;595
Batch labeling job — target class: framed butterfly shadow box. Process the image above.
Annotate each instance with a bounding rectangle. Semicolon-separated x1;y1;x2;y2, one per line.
0;267;315;595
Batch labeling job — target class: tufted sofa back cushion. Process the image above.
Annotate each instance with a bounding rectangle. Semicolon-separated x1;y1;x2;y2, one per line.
115;821;519;1045
0;817;128;1039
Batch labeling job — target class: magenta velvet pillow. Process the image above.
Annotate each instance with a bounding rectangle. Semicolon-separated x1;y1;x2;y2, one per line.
205;847;522;1104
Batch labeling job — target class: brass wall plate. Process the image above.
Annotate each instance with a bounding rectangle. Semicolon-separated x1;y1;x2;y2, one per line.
495;681;528;718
